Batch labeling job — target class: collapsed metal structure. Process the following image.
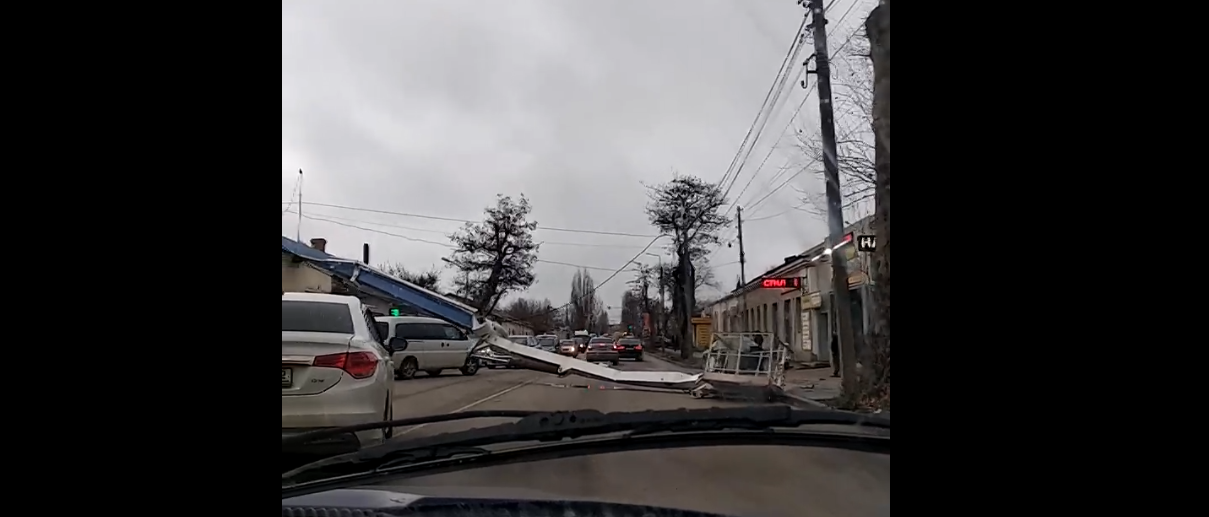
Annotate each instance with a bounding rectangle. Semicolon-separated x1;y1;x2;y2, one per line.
293;247;703;391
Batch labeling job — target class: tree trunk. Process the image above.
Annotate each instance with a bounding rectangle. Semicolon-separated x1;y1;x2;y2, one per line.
864;0;891;408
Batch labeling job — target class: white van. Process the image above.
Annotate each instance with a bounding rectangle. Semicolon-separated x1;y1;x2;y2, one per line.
374;316;480;380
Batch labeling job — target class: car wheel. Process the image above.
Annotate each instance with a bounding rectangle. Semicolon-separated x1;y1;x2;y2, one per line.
636;356;644;362
460;360;480;376
398;357;418;380
612;360;620;366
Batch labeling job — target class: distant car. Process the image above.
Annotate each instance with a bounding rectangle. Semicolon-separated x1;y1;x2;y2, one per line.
616;338;644;362
584;337;620;366
282;293;395;456
534;335;560;353
573;335;591;353
557;339;579;357
508;335;536;347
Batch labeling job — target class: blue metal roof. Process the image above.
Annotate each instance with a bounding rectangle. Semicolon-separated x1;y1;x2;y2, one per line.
281;236;334;261
281;236;476;329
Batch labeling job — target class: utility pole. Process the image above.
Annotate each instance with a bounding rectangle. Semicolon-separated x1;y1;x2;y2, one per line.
679;239;694;360
804;0;860;393
736;206;748;284
645;253;666;339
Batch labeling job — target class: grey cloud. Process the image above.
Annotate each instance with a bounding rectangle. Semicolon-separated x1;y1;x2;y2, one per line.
284;0;849;311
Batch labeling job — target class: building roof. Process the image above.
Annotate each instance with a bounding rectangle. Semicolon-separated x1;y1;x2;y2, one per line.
711;215;874;306
281;236;479;329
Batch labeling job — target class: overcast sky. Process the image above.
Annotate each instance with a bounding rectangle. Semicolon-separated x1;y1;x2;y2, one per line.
282;0;875;322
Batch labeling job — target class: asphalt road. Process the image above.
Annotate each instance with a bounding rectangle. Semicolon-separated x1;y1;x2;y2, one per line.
370;354;890;517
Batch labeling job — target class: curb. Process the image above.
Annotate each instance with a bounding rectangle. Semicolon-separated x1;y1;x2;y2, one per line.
780;391;834;409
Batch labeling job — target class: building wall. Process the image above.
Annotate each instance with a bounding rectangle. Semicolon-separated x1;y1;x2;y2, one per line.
502;322;535;336
282;253;331;293
706;215;878;364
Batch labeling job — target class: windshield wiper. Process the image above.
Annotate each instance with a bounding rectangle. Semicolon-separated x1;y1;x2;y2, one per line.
282;410;539;447
282;406;888;484
283;429;888;499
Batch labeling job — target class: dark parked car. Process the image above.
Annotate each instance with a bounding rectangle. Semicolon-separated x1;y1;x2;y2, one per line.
615;338;644;361
584;337;620;366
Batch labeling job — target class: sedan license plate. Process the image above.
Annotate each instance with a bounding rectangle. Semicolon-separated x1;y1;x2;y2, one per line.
282;368;292;387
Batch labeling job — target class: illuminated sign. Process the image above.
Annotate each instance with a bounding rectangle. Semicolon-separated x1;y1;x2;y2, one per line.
389;308;403;317
760;277;802;289
856;235;876;252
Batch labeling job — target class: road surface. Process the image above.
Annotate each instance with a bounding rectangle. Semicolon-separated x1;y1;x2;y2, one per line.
367;354;889;517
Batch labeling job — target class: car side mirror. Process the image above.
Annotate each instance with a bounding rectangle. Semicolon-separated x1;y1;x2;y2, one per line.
389;337;409;352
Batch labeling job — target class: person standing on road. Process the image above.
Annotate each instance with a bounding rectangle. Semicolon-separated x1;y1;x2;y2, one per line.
830;333;841;378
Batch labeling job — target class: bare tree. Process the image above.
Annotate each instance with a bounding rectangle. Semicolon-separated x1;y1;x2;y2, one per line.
645;175;731;359
378;263;442;292
445;194;540;316
501;298;556;335
568;269;601;331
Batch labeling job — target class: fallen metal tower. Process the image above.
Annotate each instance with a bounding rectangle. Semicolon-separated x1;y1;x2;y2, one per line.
303;254;703;391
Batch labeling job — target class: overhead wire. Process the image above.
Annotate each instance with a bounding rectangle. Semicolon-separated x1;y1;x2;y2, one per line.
724;0;852;217
285;210;623;274
283;201;659;238
283;209;649;249
706;0;869;270
719;15;811;203
733;0;871;220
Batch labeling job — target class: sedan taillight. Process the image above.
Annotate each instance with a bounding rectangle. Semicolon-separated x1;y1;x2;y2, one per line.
313;352;378;379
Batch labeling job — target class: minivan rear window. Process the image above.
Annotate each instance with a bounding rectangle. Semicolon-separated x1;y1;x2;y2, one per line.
282;301;354;334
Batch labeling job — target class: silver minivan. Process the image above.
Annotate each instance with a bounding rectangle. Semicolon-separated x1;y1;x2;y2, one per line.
375;316;480;379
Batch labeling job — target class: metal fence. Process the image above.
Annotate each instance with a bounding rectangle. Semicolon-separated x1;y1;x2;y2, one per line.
702;332;787;388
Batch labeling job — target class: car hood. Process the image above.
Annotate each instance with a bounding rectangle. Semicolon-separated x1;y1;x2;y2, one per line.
283;486;599;507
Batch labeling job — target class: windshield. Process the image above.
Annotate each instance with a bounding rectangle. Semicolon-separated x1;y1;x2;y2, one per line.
281;301;353;334
282;0;891;514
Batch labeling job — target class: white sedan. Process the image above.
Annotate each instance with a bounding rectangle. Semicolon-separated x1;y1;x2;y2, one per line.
282;293;395;455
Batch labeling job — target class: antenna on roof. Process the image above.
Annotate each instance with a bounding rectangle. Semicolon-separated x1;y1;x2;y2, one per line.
296;169;303;242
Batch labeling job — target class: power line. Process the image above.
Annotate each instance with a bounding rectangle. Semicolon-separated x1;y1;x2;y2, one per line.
287;210;625;274
281;201;658;238
284;209;649;249
720;15;810;202
723;0;852;215
731;1;871;218
542;234;669;318
716;14;810;193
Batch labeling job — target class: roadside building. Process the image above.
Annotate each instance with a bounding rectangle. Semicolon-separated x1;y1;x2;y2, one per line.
706;215;875;364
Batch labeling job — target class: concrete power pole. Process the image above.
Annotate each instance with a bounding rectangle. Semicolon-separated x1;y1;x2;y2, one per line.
657;263;666;339
804;0;860;393
737;206;748;285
